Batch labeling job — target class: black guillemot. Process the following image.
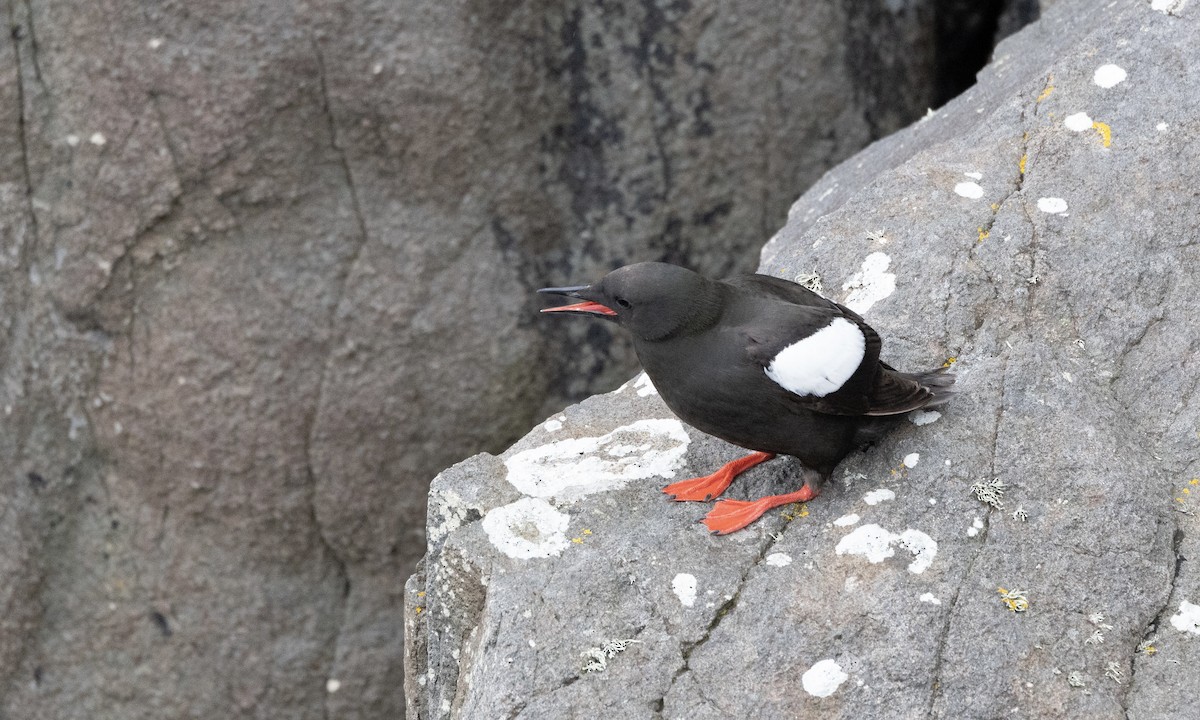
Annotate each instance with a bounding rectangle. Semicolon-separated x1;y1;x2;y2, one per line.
539;261;954;534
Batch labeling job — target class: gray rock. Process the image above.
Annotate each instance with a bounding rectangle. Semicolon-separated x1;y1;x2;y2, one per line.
406;1;1200;717
0;1;996;718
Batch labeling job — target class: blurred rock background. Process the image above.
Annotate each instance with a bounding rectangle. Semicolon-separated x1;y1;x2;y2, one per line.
0;1;1035;716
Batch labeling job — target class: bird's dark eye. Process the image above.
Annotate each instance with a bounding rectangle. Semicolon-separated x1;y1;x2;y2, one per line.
615;297;631;309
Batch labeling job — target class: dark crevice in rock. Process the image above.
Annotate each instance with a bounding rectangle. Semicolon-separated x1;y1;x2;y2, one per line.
17;0;42;84
547;6;624;234
1125;523;1186;711
1;0;39;382
657;516;792;712
927;512;991;719
932;0;1039;107
929;354;1008;718
307;41;369;720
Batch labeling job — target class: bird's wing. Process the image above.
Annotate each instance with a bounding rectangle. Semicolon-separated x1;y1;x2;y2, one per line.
742;304;883;416
725;273;870;324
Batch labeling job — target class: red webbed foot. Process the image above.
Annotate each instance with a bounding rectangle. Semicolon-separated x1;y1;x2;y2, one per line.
663;452;776;501
702;483;819;535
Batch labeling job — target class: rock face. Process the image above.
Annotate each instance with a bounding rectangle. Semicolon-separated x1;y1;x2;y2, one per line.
0;1;998;718
406;1;1200;718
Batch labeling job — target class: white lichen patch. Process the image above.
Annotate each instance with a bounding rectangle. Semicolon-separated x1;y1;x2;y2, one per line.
920;593;941;605
481;498;570;560
897;530;938;574
1064;112;1094;132
672;573;697;607
903;452;920;468
1037;197;1068;214
863;488;895;506
427;488;474;544
765;553;793;567
833;513;861;527
504;419;689;500
836;526;896;563
634;372;658;397
1152;0;1189;13
954;181;984;199
801;659;848;698
835;523;938;574
1093;64;1127;88
909;409;941;426
1169;600;1200;635
842;252;896;314
967;517;984;538
542;415;565;432
964;171;983;180
89;132;107;146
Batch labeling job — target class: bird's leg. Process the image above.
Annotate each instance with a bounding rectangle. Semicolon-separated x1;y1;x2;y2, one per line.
702;468;825;535
663;451;776;502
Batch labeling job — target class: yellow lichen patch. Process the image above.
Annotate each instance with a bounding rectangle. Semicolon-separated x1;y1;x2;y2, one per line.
583;528;593;535
416;591;426;598
571;537;584;544
990;203;999;211
1092;121;1112;148
1036;80;1054;103
1175;478;1199;507
997;587;1030;613
415;606;425;614
1019;154;1028;175
942;356;958;368
977;227;990;243
781;503;809;521
1142;645;1158;656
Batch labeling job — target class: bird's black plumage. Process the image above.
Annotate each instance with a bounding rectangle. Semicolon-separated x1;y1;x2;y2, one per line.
540;262;954;533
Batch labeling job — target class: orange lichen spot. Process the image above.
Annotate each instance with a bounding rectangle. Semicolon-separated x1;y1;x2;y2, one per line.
1092;121;1112;148
978;227;990;243
1019;154;1028;175
942;356;958;368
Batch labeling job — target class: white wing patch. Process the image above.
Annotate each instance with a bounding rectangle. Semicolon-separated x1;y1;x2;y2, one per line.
764;317;865;397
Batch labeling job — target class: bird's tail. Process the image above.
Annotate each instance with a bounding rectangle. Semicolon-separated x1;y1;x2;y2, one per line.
864;365;956;416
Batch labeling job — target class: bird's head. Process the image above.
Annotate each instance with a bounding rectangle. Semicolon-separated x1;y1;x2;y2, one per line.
539;262;722;341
